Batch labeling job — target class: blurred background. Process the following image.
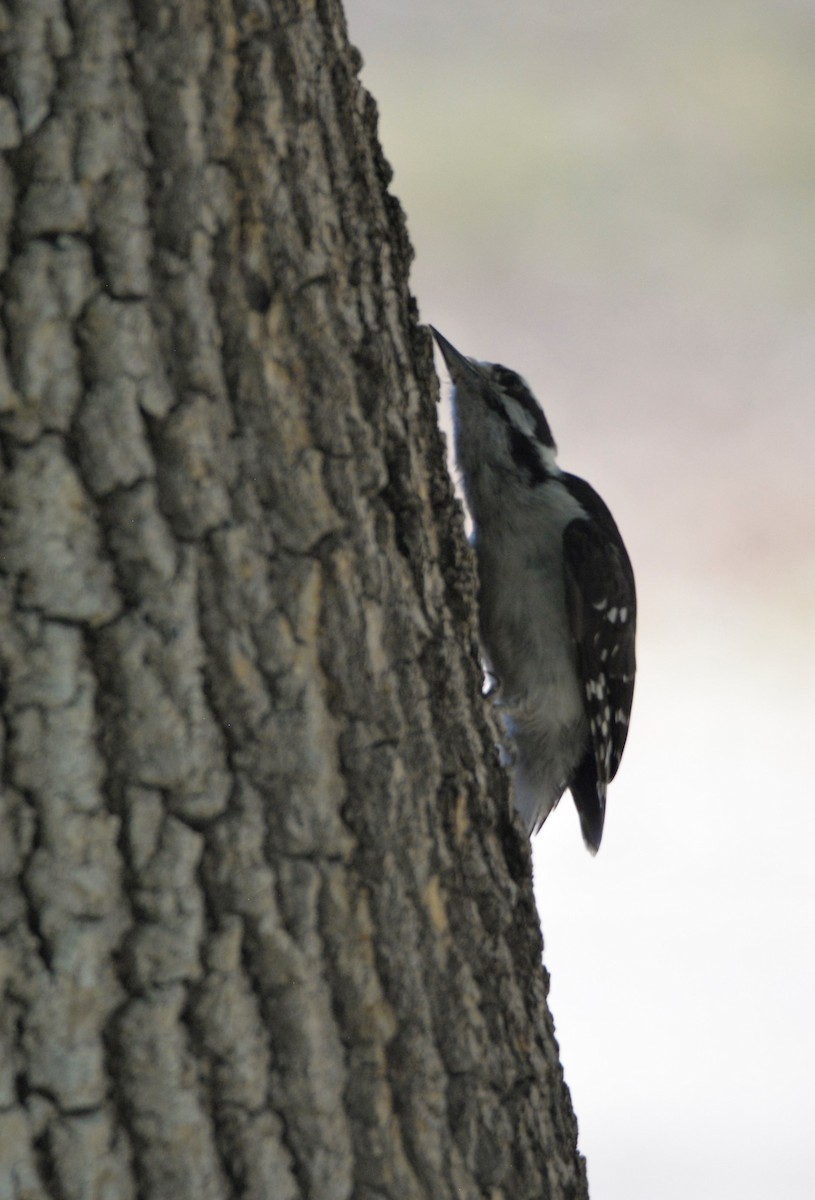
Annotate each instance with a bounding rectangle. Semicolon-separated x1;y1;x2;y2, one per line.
345;2;815;1197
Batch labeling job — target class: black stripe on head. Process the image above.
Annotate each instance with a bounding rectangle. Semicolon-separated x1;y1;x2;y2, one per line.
488;365;555;449
507;425;548;484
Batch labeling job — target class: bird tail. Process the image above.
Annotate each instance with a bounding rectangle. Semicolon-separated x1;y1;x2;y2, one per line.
569;751;606;854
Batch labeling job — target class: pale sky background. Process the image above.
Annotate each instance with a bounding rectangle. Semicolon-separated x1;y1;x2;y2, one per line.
345;2;815;1197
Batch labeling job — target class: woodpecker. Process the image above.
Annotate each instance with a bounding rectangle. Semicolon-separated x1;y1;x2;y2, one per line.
432;327;636;853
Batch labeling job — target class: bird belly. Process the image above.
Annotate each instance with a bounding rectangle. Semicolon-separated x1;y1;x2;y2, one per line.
477;542;589;832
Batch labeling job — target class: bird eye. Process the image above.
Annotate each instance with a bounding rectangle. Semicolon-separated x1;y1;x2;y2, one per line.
492;366;531;401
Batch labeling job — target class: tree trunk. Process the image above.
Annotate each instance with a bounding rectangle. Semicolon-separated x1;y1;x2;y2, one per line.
0;2;588;1197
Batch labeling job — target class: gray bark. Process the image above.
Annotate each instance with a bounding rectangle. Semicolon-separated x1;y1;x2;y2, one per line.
0;1;589;1197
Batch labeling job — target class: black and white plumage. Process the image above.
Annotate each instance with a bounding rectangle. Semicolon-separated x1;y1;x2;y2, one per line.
431;328;636;853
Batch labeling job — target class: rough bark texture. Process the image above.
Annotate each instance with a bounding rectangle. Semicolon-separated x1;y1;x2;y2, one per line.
0;2;588;1198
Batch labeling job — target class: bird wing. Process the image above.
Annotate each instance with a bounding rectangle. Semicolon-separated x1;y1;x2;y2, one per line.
562;518;636;784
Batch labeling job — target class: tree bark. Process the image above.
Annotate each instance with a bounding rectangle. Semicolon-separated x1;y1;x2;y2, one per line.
0;2;589;1197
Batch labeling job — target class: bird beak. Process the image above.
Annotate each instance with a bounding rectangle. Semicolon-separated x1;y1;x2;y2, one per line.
429;327;479;383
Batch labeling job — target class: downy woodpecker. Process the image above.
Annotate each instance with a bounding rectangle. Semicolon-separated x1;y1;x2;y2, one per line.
432;328;636;853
